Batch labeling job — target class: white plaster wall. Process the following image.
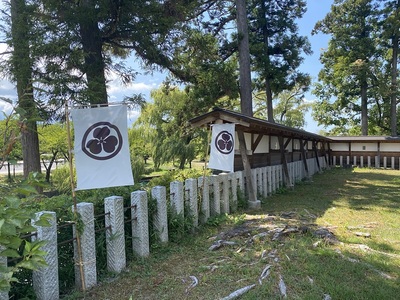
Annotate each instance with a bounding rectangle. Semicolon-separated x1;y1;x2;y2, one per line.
285;138;293;151
330;143;349;151
351;143;378;151
254;135;270;153
234;132;252;151
380;143;400;152
293;139;300;150
271;136;279;150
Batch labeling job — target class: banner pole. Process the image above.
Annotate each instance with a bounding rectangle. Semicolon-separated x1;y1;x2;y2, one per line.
202;124;212;190
65;101;86;291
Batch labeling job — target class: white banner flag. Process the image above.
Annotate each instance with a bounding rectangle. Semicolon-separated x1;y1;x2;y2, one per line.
208;123;235;172
71;105;134;190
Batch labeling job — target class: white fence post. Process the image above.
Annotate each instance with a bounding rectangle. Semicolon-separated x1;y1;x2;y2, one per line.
131;191;149;257
251;169;257;197
375;156;380;168
228;173;238;212
32;211;59;300
170;181;184;217
261;167;268;197
235;171;244;192
104;196;126;273
267;166;272;195
219;174;230;214
210;175;221;216
72;202;97;290
151;186;168;243
185;178;198;227
198;176;210;223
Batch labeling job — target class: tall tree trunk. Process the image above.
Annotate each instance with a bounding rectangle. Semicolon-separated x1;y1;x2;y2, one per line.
260;0;274;122
79;0;108;104
361;80;368;136
11;0;41;178
390;33;399;136
236;0;253;117
265;79;274;122
236;0;258;207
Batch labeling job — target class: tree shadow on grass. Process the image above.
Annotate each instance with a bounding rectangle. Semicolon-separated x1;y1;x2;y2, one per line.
240;167;400;298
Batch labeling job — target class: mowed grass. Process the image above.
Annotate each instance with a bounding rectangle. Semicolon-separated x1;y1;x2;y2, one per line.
77;167;400;300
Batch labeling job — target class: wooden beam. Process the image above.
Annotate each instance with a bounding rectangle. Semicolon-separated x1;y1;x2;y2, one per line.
278;136;292;187
190;116;218;127
237;130;259;207
252;134;263;152
219;115;250;127
321;141;329;168
312;141;321;172
190;114;251;128
283;137;292;149
300;139;310;178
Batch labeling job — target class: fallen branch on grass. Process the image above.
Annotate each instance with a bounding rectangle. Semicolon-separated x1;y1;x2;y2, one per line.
220;284;256;300
258;264;271;284
185;275;198;293
353;244;400;259
209;240;238;251
279;275;287;298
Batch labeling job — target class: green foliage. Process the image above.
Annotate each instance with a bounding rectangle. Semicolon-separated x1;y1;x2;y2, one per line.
131;155;146;183
0;113;22;167
38;123;69;182
137;86;208;170
128;126;152;169
312;0;399;135
254;83;312;129
147;168;209;191
248;0;311;121
236;187;248;211
167;212;194;243
0;181;51;293
50;165;74;194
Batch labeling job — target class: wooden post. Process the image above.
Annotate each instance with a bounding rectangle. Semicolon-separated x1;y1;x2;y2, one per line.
300;139;310;179
312;141;321;172
237;130;260;209
278;136;292;187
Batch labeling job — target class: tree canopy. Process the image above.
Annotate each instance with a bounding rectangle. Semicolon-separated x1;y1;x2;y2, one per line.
312;0;399;136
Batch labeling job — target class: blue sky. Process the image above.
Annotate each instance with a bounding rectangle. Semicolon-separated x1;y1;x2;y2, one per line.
298;0;334;133
0;1;334;133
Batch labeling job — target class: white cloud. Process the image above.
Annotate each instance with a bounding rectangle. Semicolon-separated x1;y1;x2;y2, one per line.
127;110;140;127
0;99;13;116
303;96;317;104
108;81;158;94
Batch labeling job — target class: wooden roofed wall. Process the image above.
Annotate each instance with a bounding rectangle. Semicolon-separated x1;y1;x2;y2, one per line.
189;108;331;178
329;138;400;169
232;131;326;172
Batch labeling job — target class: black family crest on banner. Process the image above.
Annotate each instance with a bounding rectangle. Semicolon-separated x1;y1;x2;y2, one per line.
82;122;123;160
215;130;234;155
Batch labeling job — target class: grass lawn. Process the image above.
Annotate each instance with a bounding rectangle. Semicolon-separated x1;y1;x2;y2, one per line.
72;167;400;300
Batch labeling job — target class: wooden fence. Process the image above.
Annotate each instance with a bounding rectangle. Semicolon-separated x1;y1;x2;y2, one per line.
332;155;400;169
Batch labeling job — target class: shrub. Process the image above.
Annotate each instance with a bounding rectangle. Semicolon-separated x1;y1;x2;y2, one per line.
0;176;51;294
